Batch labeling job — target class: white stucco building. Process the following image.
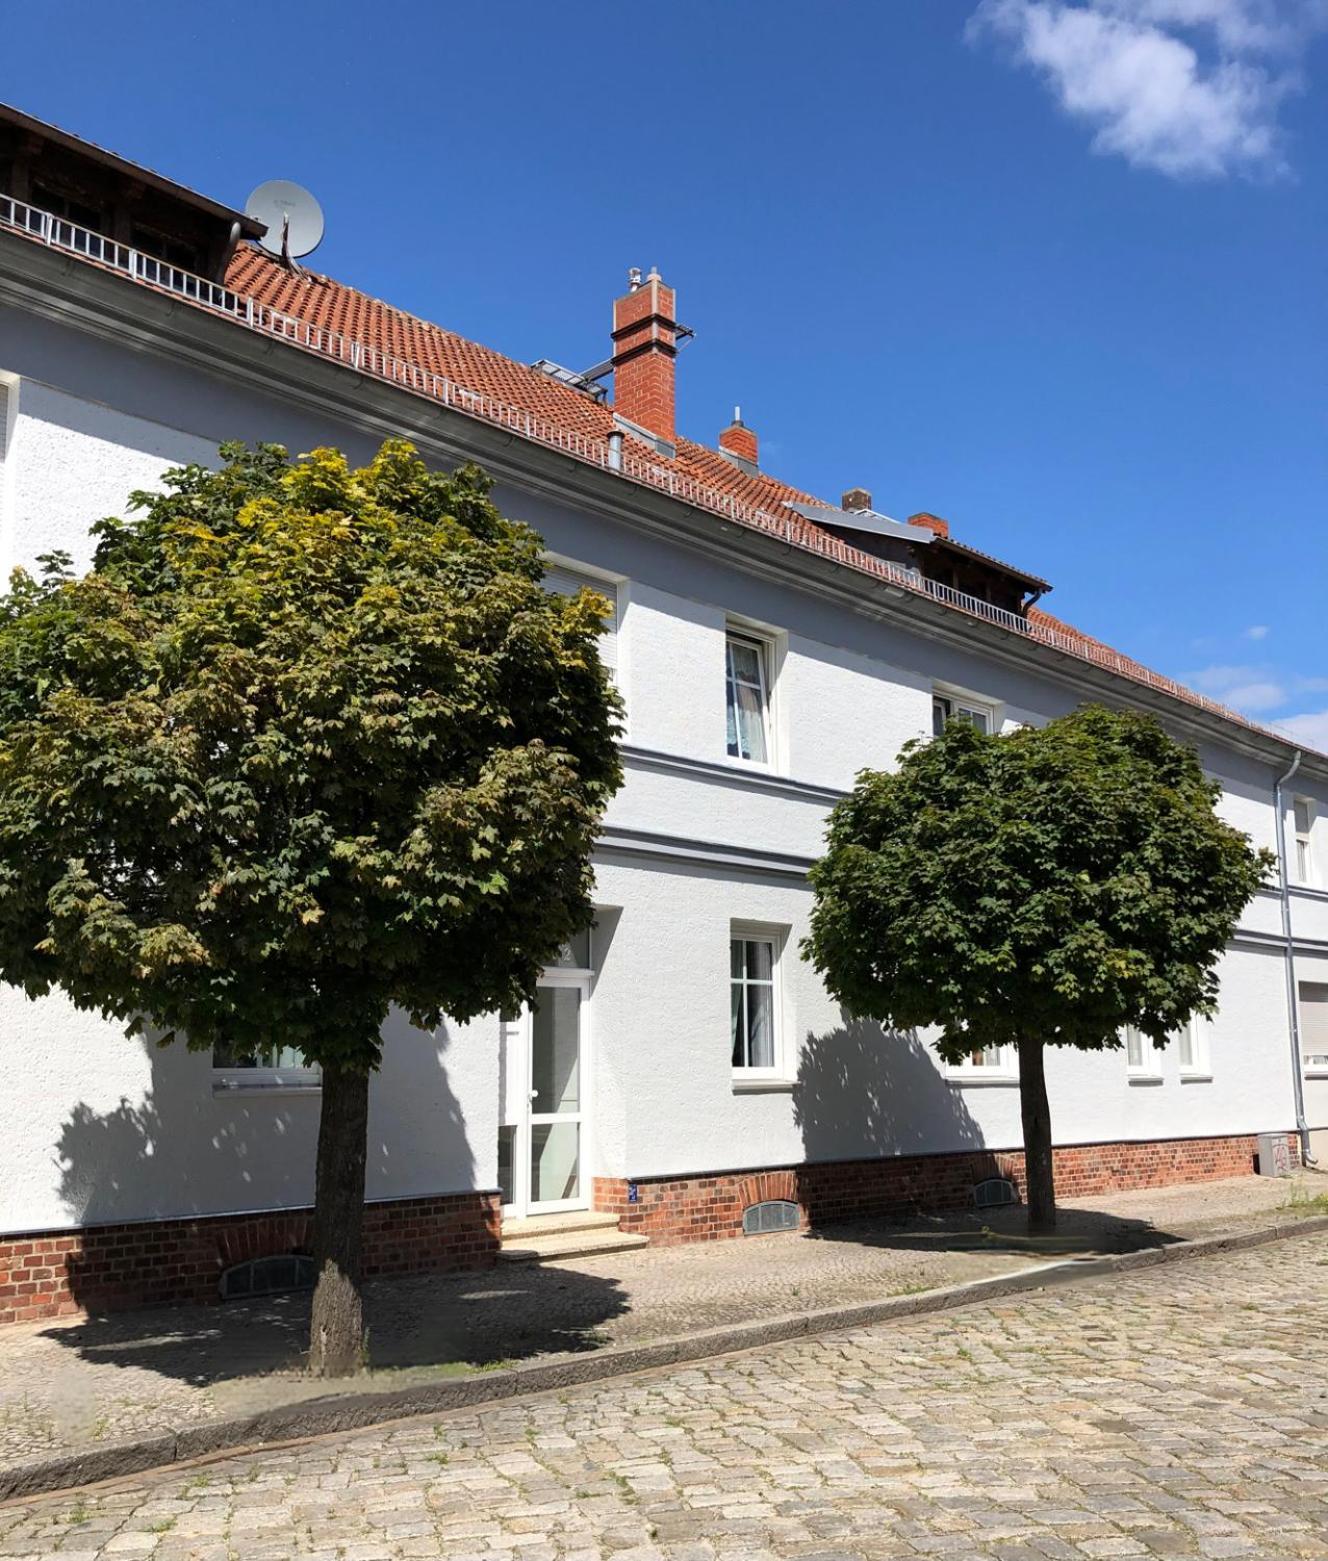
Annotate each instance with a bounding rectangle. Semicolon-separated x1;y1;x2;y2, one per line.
1;104;1325;1322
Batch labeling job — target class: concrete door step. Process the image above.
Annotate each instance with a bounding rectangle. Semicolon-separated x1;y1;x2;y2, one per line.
497;1228;650;1264
501;1210;621;1240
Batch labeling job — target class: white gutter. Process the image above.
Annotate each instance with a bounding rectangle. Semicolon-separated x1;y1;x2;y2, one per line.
1273;749;1314;1165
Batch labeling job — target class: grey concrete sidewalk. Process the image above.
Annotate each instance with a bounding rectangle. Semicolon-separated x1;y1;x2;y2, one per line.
1;1171;1323;1474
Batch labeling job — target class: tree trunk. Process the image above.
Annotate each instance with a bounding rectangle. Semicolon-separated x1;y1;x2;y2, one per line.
308;1063;370;1377
1017;1035;1056;1233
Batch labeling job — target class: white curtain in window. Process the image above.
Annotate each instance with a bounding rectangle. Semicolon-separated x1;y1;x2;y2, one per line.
726;637;768;762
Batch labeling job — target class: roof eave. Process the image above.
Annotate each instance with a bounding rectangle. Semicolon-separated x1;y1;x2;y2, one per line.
0;101;266;236
2;232;1319;777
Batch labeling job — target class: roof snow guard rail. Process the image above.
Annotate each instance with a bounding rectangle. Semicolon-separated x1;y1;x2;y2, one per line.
0;194;1302;756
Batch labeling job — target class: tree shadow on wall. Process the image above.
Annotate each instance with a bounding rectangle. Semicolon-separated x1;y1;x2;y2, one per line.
43;1013;627;1383
791;1016;1176;1254
793;1016;988;1163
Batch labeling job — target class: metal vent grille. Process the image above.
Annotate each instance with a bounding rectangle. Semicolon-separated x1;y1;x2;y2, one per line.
219;1253;315;1300
973;1177;1017;1210
742;1199;800;1235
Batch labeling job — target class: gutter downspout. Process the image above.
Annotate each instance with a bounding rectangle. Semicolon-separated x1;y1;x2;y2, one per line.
1274;749;1314;1165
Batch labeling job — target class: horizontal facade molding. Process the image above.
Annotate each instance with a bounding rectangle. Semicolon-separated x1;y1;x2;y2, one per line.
1233;927;1328;956
2;236;1324;784
622;743;847;804
596;825;816;879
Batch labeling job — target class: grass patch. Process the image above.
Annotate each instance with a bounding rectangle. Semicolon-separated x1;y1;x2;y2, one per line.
1279;1187;1328;1217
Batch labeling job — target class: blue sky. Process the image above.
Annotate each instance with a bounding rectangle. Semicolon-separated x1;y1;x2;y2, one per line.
5;1;1326;743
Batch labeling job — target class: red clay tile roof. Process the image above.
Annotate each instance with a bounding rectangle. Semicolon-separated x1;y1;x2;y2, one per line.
218;244;1302;750
224;245;999;578
2;171;1315;756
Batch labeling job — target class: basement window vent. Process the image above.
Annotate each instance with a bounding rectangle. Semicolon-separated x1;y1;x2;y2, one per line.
743;1199;800;1236
973;1177;1017;1211
219;1253;316;1301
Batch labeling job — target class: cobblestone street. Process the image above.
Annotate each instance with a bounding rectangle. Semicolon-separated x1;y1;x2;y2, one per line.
1;1230;1325;1559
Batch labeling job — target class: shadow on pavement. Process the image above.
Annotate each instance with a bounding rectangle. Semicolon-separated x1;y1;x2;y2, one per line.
36;1261;630;1384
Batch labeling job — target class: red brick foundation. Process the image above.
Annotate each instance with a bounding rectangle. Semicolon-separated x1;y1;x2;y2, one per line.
593;1132;1298;1247
0;1190;500;1327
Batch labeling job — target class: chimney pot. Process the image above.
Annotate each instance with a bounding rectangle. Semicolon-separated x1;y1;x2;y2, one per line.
908;511;951;539
719;410;758;468
612;266;677;443
842;487;872;512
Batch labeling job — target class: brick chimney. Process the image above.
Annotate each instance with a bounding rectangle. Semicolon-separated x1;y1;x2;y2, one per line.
908;511;951;538
719;408;758;467
612;266;677;443
842;487;872;512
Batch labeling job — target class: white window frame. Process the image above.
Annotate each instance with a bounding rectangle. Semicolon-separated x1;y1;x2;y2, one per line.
543;559;621;679
1124;1026;1163;1083
1176;1017;1212;1081
944;1040;1018;1084
1300;982;1328;1078
932;688;997;737
1293;798;1316;887
730;921;786;1083
725;625;775;767
212;1041;322;1095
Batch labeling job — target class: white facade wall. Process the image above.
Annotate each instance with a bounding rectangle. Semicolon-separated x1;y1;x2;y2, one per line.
0;324;1317;1237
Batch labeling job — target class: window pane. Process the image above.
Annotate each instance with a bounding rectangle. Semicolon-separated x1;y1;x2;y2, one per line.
1125;1028;1143;1069
1295;800;1311;835
731;982;745;1067
213;1041;310;1071
728;639;763;685
734;680;768;762
549;926;591;969
1297;840;1312;880
730;940;744;979
747;982;775;1069
959;705;990;734
744;939;773;982
1177;1024;1196;1070
932;697;949;737
498;1125;516;1207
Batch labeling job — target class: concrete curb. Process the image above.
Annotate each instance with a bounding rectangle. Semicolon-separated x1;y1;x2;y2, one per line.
3;1212;1326;1503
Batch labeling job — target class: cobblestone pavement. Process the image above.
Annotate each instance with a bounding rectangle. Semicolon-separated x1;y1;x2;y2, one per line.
1;1173;1323;1469
1;1229;1325;1559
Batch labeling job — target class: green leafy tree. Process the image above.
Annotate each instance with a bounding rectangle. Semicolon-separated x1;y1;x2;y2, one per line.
0;440;622;1374
804;705;1271;1230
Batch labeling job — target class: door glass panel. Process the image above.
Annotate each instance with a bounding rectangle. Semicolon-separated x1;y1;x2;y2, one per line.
532;986;580;1113
531;1122;580;1203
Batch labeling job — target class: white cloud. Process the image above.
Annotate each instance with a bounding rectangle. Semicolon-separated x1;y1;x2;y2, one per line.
969;0;1326;178
1243;623;1270;640
1187;661;1286;710
1275;708;1328;751
1185;659;1328;721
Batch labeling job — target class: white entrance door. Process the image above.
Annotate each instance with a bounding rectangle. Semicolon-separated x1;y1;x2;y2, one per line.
499;972;589;1217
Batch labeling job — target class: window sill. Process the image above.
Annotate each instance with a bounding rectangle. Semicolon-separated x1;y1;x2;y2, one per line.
212;1074;322;1096
1127;1075;1165;1086
945;1073;1019;1088
731;1075;795;1094
722;755;781;778
1179;1073;1214;1083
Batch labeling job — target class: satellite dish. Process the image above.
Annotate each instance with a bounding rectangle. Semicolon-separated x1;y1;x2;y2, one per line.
245;180;324;261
